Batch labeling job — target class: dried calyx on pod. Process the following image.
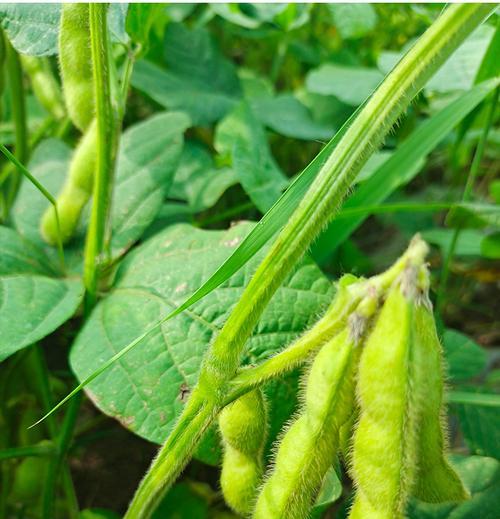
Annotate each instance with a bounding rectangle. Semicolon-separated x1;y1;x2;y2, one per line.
348;264;467;519
253;293;377;519
219;389;267;516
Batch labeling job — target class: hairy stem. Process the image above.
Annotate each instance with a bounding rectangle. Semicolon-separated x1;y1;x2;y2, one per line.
127;5;494;517
83;3;117;311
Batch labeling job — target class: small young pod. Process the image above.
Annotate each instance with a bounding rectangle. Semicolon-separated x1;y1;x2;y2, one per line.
219;389;267;516
59;3;94;131
40;120;97;244
411;300;468;503
21;56;65;120
254;326;360;519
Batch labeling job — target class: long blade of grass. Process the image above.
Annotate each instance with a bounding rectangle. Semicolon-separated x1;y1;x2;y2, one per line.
448;391;500;407
312;77;500;263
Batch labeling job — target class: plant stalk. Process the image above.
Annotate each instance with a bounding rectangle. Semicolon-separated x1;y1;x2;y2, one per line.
127;5;495;516
83;3;117;312
4;38;27;215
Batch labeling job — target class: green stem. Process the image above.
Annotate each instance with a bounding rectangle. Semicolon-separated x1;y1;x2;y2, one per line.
26;347;79;519
4;38;27;213
0;444;54;461
127;5;494;516
437;86;498;312
42;393;82;519
83;3;116;311
119;46;136;120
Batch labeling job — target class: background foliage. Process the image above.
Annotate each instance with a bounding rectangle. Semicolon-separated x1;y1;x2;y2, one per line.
0;3;498;518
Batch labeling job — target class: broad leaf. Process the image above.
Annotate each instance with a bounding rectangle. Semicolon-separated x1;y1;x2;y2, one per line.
12;139;71;247
455;395;500;459
0;226;83;362
422;229;483;257
131;23;241;125
306;64;384;106
110;111;191;253
70;223;333;452
481;232;500;259
250;93;336;141
443;329;487;382
408;456;500;518
0;4;61;56
328;3;378;40
215;102;288;212
169;142;238;214
379;24;495;94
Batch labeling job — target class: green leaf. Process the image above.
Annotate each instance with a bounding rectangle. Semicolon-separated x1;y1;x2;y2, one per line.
422;229;483;257
80;509;121;519
215;102;288;212
0;226;83;362
379;24;495;94
408;456;500;519
169;142;238;214
12;139;72;247
107;4;129;45
312;79;499;263
210;4;262;29
314;464;342;508
110;112;191;253
442;329;487;382
328;3;378;40
0;4;61;56
125;4;162;49
131;23;241;125
70;223;332;450
481;232;500;259
489;180;500;204
250;93;336;140
446;203;500;229
455;395;500;459
153;482;209;519
306;64;384;106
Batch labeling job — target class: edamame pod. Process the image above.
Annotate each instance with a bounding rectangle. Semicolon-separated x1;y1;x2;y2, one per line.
349;278;419;519
411;300;468;503
59;3;94;131
219;389;267;516
21;56;65;120
40;120;97;244
254;326;359;519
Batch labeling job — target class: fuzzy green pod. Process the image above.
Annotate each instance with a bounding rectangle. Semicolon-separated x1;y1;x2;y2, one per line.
59;3;94;131
254;327;359;519
349;268;467;519
40;120;97;244
21;56;65;120
219;389;267;516
349;281;418;519
411;301;468;503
